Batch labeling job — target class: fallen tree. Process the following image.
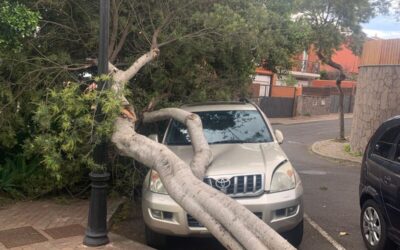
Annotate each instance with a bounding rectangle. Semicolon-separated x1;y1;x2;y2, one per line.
108;29;295;250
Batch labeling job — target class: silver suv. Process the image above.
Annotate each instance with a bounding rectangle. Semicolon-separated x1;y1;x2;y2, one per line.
142;102;304;248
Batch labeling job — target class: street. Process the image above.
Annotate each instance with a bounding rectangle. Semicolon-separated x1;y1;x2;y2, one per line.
274;118;363;250
112;118;365;250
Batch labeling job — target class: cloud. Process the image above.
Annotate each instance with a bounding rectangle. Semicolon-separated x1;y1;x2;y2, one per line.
363;28;400;39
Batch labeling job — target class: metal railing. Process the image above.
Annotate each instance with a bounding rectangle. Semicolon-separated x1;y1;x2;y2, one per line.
292;60;320;74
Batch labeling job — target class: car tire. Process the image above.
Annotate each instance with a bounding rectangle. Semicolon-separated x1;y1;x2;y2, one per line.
145;225;167;249
360;200;395;250
281;220;303;247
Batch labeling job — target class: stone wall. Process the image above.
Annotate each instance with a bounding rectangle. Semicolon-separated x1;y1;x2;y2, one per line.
295;95;331;116
350;65;400;152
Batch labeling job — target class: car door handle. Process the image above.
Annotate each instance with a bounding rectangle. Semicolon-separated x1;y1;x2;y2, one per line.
383;176;391;184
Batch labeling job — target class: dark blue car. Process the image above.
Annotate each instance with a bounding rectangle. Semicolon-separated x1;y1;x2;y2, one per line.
359;116;400;250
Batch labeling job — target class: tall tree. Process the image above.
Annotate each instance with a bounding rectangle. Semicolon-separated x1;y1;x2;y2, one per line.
295;0;389;140
1;0;307;247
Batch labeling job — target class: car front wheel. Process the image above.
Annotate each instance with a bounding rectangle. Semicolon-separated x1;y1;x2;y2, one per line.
361;200;395;250
281;220;303;247
145;225;167;249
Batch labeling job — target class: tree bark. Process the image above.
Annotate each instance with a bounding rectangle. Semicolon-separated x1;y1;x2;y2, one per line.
143;108;212;179
112;117;295;250
317;51;346;140
336;78;345;140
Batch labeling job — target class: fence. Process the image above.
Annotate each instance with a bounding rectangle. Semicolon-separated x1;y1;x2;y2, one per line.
253;86;355;118
296;87;355;116
253;97;295;118
329;95;354;113
360;39;400;66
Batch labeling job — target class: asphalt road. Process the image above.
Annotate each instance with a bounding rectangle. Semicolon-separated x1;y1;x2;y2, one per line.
113;118;366;250
274;118;364;250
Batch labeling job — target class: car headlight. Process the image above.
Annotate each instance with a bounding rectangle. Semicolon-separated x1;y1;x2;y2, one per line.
270;162;296;193
149;170;168;194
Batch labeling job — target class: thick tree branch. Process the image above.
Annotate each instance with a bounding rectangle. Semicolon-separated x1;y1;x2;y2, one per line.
113;48;159;84
112;118;295;250
143;108;213;179
317;50;346;139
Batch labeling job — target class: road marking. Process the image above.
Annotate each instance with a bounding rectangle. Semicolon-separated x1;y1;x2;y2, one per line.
298;170;327;175
304;213;346;250
288;140;303;144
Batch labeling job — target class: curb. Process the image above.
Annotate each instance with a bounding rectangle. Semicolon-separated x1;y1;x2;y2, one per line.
311;140;362;164
107;197;127;229
270;116;353;126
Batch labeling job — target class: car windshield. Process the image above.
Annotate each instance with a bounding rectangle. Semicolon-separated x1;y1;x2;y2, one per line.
165;110;273;145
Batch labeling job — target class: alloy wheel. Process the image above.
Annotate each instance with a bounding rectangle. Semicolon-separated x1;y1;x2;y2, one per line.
362;207;382;246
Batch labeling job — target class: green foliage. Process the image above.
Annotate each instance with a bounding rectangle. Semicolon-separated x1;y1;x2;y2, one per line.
344;143;362;157
0;1;40;52
344;143;351;153
320;70;329;80
24;81;122;189
284;74;298;86
0;154;45;198
0;0;312;197
296;0;388;58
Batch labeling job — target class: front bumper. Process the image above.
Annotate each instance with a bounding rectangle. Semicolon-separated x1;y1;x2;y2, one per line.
142;183;303;236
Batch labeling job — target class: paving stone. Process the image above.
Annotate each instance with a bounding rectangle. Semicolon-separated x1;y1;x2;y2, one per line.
0;227;47;248
44;224;85;240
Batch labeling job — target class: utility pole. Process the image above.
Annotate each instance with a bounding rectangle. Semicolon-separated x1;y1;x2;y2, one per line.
83;0;110;246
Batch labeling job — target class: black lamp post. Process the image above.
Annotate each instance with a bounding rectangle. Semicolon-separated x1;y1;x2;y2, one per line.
83;0;110;246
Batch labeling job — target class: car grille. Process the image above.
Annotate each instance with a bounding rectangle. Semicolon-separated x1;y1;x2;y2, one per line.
187;212;263;228
203;174;264;198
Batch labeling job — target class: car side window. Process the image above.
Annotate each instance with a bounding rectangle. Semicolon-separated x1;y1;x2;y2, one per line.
373;126;400;159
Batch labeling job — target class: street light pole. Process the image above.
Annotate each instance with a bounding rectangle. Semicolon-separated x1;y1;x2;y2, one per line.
98;0;110;86
83;0;110;246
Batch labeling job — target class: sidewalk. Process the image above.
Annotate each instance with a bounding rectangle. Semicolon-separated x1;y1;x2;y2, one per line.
311;139;362;164
269;113;353;125
0;198;152;249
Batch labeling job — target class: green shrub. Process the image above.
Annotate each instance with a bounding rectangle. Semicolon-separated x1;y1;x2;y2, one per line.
344;143;351;153
343;143;362;157
0;154;51;198
23;80;122;191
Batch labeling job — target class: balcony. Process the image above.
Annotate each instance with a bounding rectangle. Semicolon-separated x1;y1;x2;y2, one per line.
292;60;320;74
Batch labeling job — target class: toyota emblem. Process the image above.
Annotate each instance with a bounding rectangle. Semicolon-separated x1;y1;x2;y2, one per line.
215;178;231;193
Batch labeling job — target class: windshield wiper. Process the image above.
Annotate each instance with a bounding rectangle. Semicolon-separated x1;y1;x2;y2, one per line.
210;140;245;144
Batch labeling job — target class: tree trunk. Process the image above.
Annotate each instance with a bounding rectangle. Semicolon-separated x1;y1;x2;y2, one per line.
336;77;345;140
317;51;346;140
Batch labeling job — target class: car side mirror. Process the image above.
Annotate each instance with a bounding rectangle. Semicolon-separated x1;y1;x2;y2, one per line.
275;130;284;144
148;134;159;142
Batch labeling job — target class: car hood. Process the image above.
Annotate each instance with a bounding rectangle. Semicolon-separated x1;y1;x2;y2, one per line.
167;142;288;177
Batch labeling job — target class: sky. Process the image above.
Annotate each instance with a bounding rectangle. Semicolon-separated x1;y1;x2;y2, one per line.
362;15;400;39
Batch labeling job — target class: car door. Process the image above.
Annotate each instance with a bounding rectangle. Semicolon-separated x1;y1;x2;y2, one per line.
380;132;400;232
375;126;400;231
366;127;397;201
